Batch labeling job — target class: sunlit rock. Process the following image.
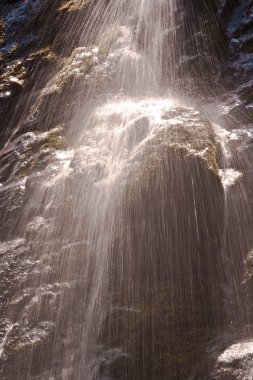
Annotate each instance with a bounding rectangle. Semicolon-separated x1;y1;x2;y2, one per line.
212;341;253;380
0;60;26;98
59;0;93;12
0;0;252;379
94;100;225;380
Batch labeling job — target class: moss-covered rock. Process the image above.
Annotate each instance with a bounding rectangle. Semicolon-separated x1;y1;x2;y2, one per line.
58;0;92;12
0;60;27;97
28;47;57;62
26;46;99;125
19;127;67;175
99;125;225;380
204;143;220;175
0;17;5;46
40;127;67;151
0;125;67;182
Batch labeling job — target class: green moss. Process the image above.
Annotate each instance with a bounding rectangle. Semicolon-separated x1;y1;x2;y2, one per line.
8;44;18;59
204;143;219;175
41;48;95;96
0;17;5;46
59;57;92;84
16;146;36;177
28;47;57;62
0;61;27;92
17;128;67;177
58;0;92;12
41;128;67;151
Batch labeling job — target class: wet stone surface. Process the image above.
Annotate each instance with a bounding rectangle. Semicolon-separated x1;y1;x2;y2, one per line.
212;341;253;379
0;0;253;379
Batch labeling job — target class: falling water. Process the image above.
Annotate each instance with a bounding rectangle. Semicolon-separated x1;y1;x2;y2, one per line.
1;0;253;379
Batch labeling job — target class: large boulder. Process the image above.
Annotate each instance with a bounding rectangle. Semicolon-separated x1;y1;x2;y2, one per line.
98;101;226;380
0;98;227;379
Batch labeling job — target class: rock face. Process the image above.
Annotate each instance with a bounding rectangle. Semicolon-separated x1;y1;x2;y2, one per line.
0;93;226;379
213;341;253;379
217;0;253;124
103;146;225;380
0;0;94;145
222;0;253;77
0;0;252;379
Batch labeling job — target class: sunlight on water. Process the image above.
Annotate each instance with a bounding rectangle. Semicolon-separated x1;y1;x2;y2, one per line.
1;0;253;379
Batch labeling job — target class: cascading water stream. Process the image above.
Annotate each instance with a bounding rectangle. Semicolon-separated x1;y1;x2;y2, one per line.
1;1;253;379
62;1;179;377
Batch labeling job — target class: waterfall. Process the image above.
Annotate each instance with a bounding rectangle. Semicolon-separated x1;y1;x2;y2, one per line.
0;1;252;379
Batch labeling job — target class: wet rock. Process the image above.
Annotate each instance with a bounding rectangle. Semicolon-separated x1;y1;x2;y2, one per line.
0;0;44;59
0;238;27;318
0;60;27;98
27;47;57;63
241;249;253;320
0;0;96;145
0;180;27;238
102;147;225;379
0;126;67;184
25;216;50;238
0;123;71;243
35;46;100;96
219;0;253;120
0;92;226;379
243;250;253;285
0;1;251;379
98;106;225;380
212;340;253;379
59;0;92;12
